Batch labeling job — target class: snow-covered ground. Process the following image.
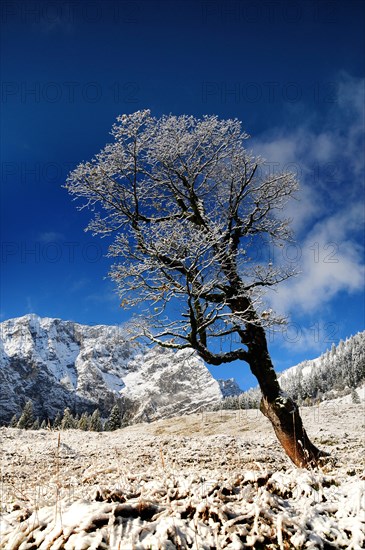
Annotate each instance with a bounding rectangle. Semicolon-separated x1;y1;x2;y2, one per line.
1;402;364;549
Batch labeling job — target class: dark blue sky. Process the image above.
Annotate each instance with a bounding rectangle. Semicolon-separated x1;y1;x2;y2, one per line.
1;0;364;388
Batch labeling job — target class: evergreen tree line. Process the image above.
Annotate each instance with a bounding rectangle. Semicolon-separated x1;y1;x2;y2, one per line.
281;331;365;403
9;402;124;432
213;331;365;410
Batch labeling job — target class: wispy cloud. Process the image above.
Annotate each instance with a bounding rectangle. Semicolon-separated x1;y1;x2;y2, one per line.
254;73;365;317
26;296;35;313
269;203;364;316
38;231;65;243
70;278;90;293
85;290;120;306
253;73;364;232
272;325;327;356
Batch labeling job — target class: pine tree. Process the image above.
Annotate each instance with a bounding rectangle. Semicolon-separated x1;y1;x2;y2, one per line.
351;389;361;404
9;414;18;428
40;419;47;429
106;404;122;431
32;418;40;430
17;400;34;429
90;409;102;432
61;407;76;430
78;412;91;431
53;412;62;429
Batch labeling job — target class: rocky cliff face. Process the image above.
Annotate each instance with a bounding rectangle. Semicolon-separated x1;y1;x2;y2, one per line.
217;378;243;397
0;314;224;424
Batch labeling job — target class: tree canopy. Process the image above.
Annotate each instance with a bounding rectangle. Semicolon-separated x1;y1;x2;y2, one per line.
66;110;297;364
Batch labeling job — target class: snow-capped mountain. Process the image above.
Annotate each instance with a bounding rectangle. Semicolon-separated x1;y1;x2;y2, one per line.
0;314;223;424
217;378;242;397
278;331;365;401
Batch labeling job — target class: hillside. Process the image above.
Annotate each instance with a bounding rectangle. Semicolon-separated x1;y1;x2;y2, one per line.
279;331;365;402
219;331;365;410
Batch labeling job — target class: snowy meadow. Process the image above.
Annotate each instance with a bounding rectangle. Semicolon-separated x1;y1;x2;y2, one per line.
1;402;364;549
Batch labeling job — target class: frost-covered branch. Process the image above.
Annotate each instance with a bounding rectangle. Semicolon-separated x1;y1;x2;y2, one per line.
66;110;298;361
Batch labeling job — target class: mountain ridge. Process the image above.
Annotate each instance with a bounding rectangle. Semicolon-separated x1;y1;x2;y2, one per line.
0;314;231;424
2;315;363;425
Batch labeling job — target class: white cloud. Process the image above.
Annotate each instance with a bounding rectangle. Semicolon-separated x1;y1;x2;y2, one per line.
253;73;365;317
337;71;365;118
253;73;364;224
268;202;364;316
85;290;119;305
271;324;331;355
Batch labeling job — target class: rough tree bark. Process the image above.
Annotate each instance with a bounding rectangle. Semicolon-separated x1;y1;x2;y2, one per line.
245;323;326;467
222;258;326;467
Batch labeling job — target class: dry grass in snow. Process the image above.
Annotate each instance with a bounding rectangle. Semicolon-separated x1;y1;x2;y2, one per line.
0;403;364;549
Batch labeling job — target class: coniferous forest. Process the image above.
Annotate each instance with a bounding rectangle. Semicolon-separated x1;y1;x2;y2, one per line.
216;331;365;410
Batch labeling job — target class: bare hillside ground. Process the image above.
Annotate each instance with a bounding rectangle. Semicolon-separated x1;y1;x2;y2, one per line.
1;402;364;549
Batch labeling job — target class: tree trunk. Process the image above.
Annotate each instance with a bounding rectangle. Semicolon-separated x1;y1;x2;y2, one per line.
259;395;326;468
245;324;327;468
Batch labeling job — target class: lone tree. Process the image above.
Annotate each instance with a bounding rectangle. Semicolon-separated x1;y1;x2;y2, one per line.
66;110;325;467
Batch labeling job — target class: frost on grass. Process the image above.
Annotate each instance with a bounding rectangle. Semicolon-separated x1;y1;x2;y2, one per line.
1;404;364;549
1;469;364;549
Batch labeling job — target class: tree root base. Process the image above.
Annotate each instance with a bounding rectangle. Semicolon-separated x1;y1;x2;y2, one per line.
260;394;329;469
